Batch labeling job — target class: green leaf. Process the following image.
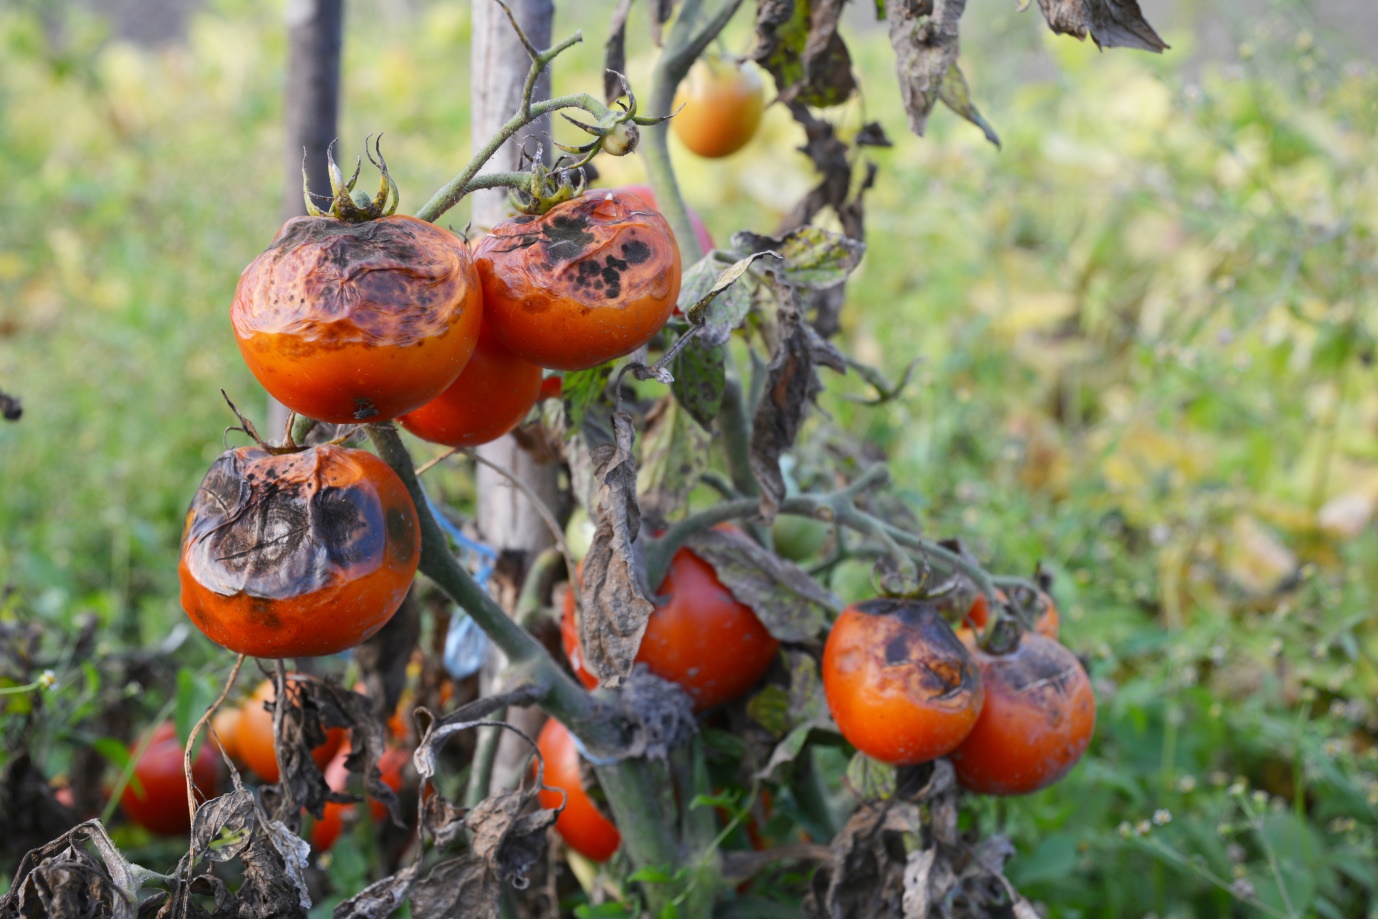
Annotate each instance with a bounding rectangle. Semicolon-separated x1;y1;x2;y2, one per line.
173;667;198;743
728;226;864;290
746;684;792;738
676;251;772;345
689;792;736;810
575;904;633;919
638;397;710;520
685;527;837;642
845;752;896;800
629;867;676;884
562;363;614;437
670;338;725;431
938;63;1000;148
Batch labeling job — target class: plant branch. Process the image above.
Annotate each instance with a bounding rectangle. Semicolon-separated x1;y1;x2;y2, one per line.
185;654;245;844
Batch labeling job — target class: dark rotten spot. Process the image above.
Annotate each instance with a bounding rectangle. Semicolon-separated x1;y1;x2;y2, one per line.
620;239;651;265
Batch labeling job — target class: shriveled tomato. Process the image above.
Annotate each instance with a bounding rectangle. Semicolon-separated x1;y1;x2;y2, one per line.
179;444;419;659
232;214;483;424
536;718;620;862
561;545;780;710
236;677;348;784
615;184;714;257
950;632;1095;795
475;190;681;371
311;743;410;852
671;57;765;158
965;588;1059;640
120;722;219;836
398;322;542;447
822;599;984;765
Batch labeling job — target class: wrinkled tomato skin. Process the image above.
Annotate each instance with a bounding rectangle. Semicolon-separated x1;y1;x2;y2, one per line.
120;723;219;836
237;677;347;784
536;719;621;862
232;215;483;424
179;445;420;659
822;600;984;766
475;190;681;371
561;546;780;711
950;633;1096;796
398;323;542;448
615;184;714;256
671;59;765;159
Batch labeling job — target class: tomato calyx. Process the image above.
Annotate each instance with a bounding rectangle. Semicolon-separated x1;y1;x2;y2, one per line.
508;154;588;216
219;389;307;456
303;136;400;224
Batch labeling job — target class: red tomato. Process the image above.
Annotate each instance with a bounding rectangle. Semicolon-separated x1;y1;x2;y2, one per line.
615;184;714;257
671;58;765;158
539;375;563;402
179;445;420;659
119;722;219;836
474;190;681;371
536;718;621;862
231;214;483;424
236;677;347;785
966;588;1059;640
561;546;780;711
950;632;1095;795
398;323;542;448
822;599;984;765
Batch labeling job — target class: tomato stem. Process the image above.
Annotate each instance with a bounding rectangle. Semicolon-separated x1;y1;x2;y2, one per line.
184;653;245;853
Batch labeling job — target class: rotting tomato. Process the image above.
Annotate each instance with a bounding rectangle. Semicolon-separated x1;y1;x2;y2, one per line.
536;718;620;863
561;545;780;711
236;677;347;785
179;444;420;659
822;599;984;766
231;214;483;424
119;722;219;836
614;183;714;257
398;322;542;448
671;57;765;159
965;588;1059;640
950;632;1095;796
474;189;681;371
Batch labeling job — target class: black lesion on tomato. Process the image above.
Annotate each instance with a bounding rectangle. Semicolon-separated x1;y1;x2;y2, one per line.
385;507;418;565
247;597;282;630
538;213;596;262
353;398;379;421
316;487;375;567
620;238;651;265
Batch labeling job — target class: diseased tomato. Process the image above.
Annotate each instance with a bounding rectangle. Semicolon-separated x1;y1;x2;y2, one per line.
965;588;1059;640
536;718;620;862
561;545;780;710
179;444;420;659
822;599;984;765
398;322;542;447
311;743;410;852
950;632;1095;795
236;677;347;785
474;190;681;371
615;183;714;257
119;722;219;836
671;57;765;158
231;214;483;424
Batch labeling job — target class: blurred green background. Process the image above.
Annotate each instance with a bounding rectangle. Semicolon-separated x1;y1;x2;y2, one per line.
2;0;1377;915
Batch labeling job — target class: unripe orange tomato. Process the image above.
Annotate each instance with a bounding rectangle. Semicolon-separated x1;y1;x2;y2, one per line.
966;588;1059;640
119;722;219;836
822;599;984;765
950;632;1095;795
236;677;347;785
614;184;714;257
179;445;420;659
210;707;243;764
231;214;483;424
536;719;620;862
398;323;542;448
475;190;681;371
671;58;765;158
561;545;780;711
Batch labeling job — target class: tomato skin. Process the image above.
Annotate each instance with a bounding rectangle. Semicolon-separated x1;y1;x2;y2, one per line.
614;184;714;256
236;677;347;785
950;633;1095;796
561;546;780;710
671;58;765;158
966;589;1059;640
179;445;420;659
475;190;681;371
119;723;219;836
398;323;542;448
232;215;483;424
536;719;621;862
210;708;243;764
822;599;984;766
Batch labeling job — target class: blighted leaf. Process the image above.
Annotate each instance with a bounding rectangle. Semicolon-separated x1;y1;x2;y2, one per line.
562;363;615;437
803;799;923;919
411;685;543;786
846;753;898;801
729;227;864;290
0;753;76;867
884;0;967;137
614;667;698;760
676;253;763;346
239;817;312;916
751;652;835;780
410;856;498;919
752;0;857;107
279;677;396;825
192;788;257;862
639;398;710;520
604;0;635;103
746;684;792;738
938;62;999;147
685;527;836;641
0;820;139;919
1032;0;1168;51
466;787;557;888
684;250;781;340
670;337;725;431
333;862;420;919
579;413;655;686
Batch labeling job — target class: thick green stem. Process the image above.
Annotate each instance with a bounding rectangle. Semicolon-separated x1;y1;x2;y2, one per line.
593;758;682;913
718;373;758;499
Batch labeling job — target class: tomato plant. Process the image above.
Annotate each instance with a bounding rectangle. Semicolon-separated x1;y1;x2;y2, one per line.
178;444;420;658
119;723;219;836
822;599;984;765
399;322;543;448
965;588;1059;640
536;718;620;863
236;677;347;785
311;744;410;852
474;189;681;371
949;632;1096;795
671;56;765;158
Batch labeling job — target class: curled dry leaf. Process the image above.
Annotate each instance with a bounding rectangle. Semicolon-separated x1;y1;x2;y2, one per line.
752;0;856;107
409;856;499;919
332;862;420;919
1033;0;1168;51
603;0;635;104
611;666;698;760
638;397;710;520
0;820;139;919
466;787;558;889
750;651;837;782
579;412;655;686
884;0;968;138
